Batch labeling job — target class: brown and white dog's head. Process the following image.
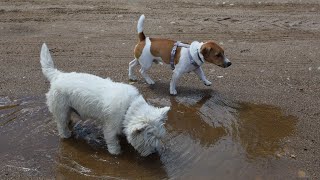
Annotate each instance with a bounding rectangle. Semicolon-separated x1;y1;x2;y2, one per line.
200;41;231;68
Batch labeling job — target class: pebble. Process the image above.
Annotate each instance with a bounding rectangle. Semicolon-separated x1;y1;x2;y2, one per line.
170;21;176;24
297;170;306;178
290;154;296;159
217;76;224;78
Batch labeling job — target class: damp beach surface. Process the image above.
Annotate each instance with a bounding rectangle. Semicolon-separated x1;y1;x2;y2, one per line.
1;0;319;178
0;94;298;179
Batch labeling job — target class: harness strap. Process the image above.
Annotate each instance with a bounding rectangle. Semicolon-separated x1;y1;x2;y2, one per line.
170;41;181;70
170;41;201;70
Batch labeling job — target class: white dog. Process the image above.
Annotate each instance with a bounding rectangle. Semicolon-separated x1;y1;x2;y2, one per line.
40;43;170;156
129;15;231;95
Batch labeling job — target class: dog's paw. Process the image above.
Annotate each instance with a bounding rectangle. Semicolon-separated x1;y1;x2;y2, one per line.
170;89;177;96
129;75;137;81
204;80;212;86
60;131;72;139
108;145;121;155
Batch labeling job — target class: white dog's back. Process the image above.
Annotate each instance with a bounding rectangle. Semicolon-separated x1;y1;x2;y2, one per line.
40;43;139;123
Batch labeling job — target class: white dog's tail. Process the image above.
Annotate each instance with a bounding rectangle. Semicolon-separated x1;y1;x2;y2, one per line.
40;43;60;81
137;14;146;41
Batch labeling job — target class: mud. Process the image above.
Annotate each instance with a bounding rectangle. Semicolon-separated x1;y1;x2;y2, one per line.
0;94;297;179
0;0;319;179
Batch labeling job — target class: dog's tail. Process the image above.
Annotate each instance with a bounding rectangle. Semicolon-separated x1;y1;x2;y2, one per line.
40;43;60;81
137;14;146;41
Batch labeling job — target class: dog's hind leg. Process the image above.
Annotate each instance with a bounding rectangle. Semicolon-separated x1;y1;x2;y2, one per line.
129;59;139;81
103;126;121;155
139;67;155;85
48;93;72;138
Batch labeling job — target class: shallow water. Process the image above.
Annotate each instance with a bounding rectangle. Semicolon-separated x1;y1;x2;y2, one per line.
0;93;297;179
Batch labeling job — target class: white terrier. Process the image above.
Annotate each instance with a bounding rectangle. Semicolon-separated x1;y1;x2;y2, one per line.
40;43;170;156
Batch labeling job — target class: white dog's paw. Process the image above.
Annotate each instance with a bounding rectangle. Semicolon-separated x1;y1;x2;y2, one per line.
204;80;212;86
170;89;177;96
108;145;121;155
60;130;72;139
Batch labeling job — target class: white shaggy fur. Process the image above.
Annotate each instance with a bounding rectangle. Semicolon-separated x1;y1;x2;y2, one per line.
40;43;170;156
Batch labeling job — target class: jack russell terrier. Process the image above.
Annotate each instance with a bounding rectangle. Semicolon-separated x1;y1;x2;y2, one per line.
128;15;231;95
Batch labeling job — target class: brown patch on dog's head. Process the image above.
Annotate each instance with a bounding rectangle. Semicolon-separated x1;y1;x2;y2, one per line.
200;41;231;68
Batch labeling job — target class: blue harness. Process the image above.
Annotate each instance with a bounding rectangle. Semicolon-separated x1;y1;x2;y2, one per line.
170;41;201;70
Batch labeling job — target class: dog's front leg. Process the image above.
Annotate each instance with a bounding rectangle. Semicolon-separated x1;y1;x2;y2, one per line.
194;67;212;86
103;127;121;155
170;70;183;95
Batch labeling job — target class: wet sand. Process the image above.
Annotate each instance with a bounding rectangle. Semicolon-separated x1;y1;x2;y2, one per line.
0;0;319;179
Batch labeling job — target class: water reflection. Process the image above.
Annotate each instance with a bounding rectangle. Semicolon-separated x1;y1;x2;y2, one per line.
0;94;298;179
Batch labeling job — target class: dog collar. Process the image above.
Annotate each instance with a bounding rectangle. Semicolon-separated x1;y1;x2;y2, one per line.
189;41;205;67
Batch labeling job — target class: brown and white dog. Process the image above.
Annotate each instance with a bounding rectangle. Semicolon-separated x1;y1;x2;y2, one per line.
128;15;231;95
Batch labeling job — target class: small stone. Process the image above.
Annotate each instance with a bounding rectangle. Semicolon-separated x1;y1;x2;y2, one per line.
276;153;282;157
217;76;224;78
308;67;312;71
230;3;234;6
290;154;296;158
117;15;123;18
317;67;320;70
222;2;226;5
297;170;306;178
170;21;176;24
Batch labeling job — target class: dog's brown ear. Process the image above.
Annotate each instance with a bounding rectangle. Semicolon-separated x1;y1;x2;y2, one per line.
201;46;212;58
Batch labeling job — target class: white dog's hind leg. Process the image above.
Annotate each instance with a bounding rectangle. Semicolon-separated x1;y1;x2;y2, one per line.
194;67;212;86
129;59;139;81
103;126;121;155
139;67;155;85
47;93;72;138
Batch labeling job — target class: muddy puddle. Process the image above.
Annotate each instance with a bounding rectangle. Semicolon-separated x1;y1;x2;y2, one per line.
0;93;298;179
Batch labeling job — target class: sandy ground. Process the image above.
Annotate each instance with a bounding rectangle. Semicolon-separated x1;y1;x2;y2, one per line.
0;0;319;179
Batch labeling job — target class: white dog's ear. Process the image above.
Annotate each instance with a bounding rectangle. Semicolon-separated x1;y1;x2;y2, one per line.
159;106;170;122
160;106;170;115
132;123;148;135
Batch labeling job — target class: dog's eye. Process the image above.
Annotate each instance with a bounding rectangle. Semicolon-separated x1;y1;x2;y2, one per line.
216;53;222;57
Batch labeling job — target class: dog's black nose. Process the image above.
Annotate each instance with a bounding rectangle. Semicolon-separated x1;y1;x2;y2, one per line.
226;62;232;67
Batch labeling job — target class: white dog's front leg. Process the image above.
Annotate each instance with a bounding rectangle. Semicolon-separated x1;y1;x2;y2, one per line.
194;67;212;86
170;71;183;95
103;127;121;155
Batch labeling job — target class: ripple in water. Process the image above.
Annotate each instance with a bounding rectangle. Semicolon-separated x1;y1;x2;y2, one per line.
0;93;297;179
